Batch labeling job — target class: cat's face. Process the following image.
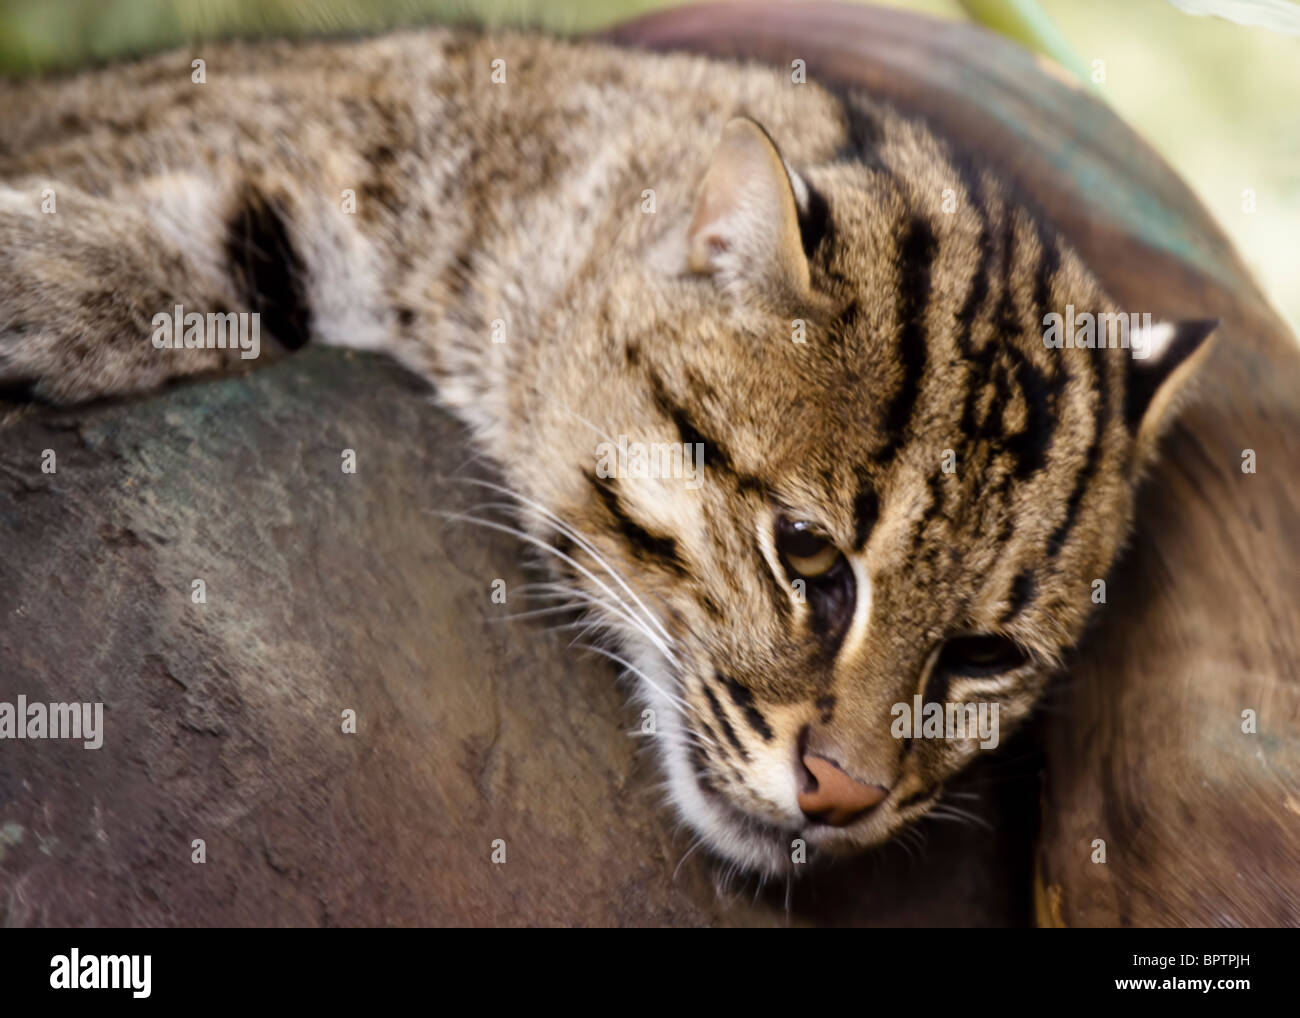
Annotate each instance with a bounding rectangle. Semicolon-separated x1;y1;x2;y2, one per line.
521;117;1213;876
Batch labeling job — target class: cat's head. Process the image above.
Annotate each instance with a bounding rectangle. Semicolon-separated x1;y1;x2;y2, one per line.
521;114;1214;876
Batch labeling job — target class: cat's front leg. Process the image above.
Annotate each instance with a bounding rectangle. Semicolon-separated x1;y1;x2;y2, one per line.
0;178;256;404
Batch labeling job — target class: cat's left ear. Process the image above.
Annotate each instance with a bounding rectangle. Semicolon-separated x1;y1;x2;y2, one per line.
687;117;811;298
1125;318;1218;444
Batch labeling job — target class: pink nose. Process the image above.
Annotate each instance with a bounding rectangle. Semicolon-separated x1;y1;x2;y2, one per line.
797;754;889;826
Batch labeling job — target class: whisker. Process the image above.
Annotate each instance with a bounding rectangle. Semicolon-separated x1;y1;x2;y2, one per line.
427;508;681;666
458;498;682;667
451;479;676;646
571;641;719;749
673;835;707;881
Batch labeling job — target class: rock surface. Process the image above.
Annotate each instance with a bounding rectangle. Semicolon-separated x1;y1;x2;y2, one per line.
0;349;1036;926
3;2;1296;926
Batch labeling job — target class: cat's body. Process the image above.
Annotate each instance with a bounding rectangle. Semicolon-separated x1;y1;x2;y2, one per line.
0;27;1213;875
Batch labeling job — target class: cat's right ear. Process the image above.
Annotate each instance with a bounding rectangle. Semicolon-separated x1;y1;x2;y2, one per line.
687;117;811;299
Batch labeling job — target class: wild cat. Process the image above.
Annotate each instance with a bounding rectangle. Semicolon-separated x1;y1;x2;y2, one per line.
0;28;1214;875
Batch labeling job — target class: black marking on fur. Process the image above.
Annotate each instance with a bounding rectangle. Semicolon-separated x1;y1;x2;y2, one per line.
687;743;716;794
703;681;749;761
443;243;477;303
952;162;999;496
1001;568;1037;623
755;536;794;621
852;482;880;551
647;371;732;474
549;531;575;562
1002;348;1057;480
225;186;312;351
1123;319;1217;430
875;217;937;460
584;470;685;575
922;657;952;713
1033;225;1060;328
815;694;836;725
831;88;888;173
893;786;938;812
720;673;775;742
797;180;831;257
993;210;1021;336
359;143;402;216
1049;338;1112;559
950;154;993;357
646;370;768;493
909;469;947;555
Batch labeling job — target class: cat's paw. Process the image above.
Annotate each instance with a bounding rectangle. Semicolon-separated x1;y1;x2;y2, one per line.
0;183;218;403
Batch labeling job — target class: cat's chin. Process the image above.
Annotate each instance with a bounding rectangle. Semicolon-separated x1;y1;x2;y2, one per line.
659;732;796;877
655;714;906;878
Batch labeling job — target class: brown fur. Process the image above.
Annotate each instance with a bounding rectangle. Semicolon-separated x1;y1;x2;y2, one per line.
0;27;1213;874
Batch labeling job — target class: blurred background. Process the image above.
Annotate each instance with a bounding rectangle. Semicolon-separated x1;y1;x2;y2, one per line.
2;0;1296;334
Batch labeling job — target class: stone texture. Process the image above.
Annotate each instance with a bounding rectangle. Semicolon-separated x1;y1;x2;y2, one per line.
0;349;1035;926
3;2;1296;927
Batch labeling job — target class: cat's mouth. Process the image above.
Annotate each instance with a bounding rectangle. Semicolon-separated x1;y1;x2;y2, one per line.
667;723;922;876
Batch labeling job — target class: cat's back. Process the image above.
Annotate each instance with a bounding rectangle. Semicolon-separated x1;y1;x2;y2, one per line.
0;27;861;175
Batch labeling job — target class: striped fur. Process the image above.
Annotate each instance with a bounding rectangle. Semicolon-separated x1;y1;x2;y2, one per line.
0;28;1213;875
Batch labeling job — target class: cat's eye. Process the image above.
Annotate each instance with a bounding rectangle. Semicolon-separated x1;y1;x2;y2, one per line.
774;516;843;579
936;634;1028;677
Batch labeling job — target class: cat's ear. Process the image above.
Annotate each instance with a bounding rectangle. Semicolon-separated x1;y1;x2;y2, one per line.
1124;318;1218;443
687;117;810;298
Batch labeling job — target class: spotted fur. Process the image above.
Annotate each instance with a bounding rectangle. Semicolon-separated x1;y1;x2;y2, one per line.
0;28;1214;875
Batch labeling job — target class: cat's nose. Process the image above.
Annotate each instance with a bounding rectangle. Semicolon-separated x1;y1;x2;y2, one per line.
797;754;889;826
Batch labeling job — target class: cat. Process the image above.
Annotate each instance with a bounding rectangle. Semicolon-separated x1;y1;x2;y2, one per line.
0;27;1214;876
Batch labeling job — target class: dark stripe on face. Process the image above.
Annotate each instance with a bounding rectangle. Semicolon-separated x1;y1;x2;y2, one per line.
1047;441;1098;560
950;156;992;357
947;161;996;497
550;531;575;562
852;483;880;551
755;536;794;621
703;681;750;761
719;673;775;742
876;216;938;459
646;371;769;492
815;695;836;724
1048;339;1111;559
909;469;947;556
688;743;719;796
893;787;940;812
1001;347;1059;480
1001;568;1036;623
583;470;686;575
